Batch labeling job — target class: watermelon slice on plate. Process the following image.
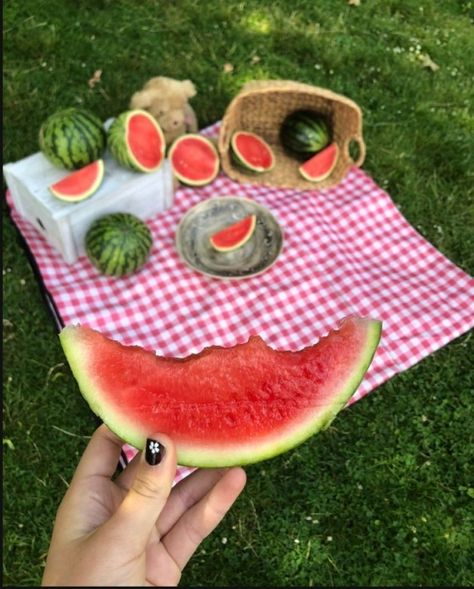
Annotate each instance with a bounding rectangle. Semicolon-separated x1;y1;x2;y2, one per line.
60;315;382;467
299;143;339;182
49;159;105;202
209;214;257;252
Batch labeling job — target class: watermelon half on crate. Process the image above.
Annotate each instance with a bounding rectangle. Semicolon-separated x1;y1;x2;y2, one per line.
168;134;220;186
108;110;166;173
49;159;105;202
59;315;382;467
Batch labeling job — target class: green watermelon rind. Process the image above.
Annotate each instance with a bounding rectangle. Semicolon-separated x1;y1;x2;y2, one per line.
280;110;330;159
59;318;382;467
107;110;166;173
39;108;107;170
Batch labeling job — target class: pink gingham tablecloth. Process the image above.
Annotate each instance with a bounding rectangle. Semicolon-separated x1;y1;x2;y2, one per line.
7;122;474;483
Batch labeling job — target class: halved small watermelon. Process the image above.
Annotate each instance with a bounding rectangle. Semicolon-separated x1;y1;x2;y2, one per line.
169;134;220;186
209;214;257;252
108;110;166;173
230;131;275;173
49;159;105;202
59;315;382;467
299;143;339;182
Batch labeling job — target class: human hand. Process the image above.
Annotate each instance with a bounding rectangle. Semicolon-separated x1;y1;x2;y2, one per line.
42;425;246;586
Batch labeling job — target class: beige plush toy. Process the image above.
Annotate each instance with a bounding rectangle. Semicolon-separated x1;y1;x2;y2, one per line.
130;76;199;145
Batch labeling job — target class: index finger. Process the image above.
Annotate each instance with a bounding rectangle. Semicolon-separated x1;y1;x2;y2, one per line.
71;423;124;484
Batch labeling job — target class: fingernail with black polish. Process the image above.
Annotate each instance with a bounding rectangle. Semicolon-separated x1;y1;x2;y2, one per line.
145;438;165;466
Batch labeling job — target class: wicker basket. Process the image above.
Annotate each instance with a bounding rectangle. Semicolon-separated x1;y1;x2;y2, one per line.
218;80;366;190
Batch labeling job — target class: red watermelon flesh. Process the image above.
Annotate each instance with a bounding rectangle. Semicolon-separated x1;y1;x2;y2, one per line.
299;143;339;182
127;112;165;171
169;134;219;186
210;214;257;251
60;316;381;467
49;159;104;202
231;131;275;172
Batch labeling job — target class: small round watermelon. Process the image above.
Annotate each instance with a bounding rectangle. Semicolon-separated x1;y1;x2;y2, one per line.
280;110;330;160
39;108;106;170
85;213;153;277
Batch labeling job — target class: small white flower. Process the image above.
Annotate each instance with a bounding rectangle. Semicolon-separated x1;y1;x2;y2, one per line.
326;536;333;542
148;441;161;454
221;537;228;545
294;538;300;544
357;483;363;490
305;516;312;521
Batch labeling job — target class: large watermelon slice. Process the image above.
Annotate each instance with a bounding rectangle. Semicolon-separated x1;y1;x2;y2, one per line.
49;160;105;202
60;316;381;467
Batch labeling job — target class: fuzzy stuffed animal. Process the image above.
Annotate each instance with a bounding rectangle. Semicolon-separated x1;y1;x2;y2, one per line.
130;76;199;144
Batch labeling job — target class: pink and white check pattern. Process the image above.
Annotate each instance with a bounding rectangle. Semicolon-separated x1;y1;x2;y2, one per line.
7;122;474;483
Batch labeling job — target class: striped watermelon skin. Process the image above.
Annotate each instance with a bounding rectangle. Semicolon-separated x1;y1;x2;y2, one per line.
39;108;106;170
280;110;330;159
85;213;153;277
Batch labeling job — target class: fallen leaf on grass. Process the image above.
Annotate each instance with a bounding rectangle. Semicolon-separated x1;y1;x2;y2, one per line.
223;63;234;74
88;69;102;88
419;53;439;72
348;0;361;5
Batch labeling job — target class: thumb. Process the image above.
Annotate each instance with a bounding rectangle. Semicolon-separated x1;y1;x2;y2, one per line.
108;434;177;546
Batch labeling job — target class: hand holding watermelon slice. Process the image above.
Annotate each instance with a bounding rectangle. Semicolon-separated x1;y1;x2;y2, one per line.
42;423;246;586
60;315;382;467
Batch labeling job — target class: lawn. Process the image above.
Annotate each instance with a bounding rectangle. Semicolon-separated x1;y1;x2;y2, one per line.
3;0;474;586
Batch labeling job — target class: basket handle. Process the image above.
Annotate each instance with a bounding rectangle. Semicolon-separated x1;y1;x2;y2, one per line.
344;135;366;168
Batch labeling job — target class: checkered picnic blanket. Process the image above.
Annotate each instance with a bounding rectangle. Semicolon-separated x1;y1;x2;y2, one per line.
7;122;474;483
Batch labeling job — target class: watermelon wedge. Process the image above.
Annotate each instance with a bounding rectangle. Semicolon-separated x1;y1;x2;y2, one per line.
209;214;257;252
168;134;220;186
299;143;339;182
49;159;105;202
59;316;382;467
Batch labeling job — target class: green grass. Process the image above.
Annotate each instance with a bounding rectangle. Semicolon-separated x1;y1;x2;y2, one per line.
3;0;474;585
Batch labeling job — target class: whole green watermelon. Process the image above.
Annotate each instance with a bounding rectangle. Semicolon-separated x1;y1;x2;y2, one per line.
39;108;106;170
85;213;153;277
280;110;330;159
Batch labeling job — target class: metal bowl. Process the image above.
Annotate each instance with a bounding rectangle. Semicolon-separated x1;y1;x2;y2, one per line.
175;196;284;279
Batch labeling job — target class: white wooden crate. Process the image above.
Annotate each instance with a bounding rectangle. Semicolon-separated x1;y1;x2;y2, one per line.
3;119;175;264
